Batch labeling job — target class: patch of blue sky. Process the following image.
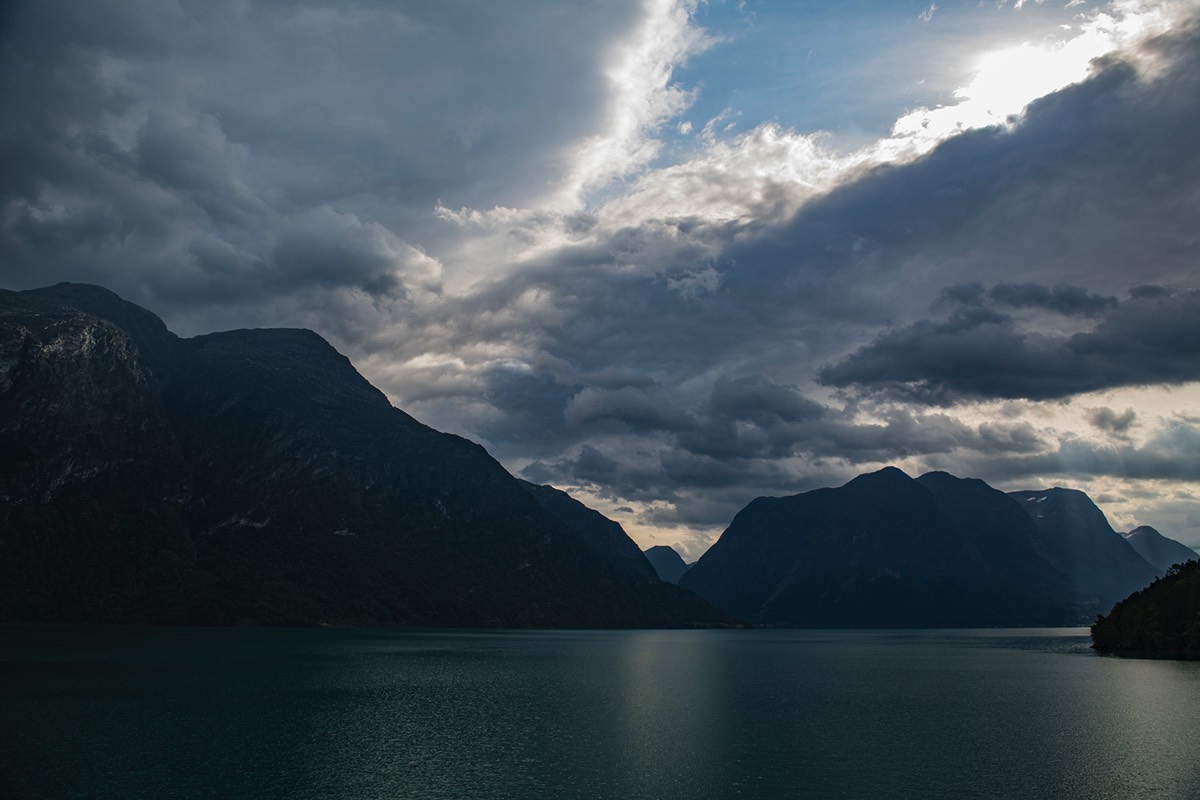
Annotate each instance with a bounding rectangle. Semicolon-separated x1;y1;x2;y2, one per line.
665;0;1093;155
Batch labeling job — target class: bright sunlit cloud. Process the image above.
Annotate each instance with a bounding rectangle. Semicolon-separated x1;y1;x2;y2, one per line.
555;0;715;209
464;0;1191;246
879;0;1182;160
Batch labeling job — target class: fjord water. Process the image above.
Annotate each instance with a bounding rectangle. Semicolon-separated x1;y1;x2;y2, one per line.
3;627;1198;800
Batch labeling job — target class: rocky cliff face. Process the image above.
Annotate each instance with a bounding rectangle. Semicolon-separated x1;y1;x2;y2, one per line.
0;284;729;628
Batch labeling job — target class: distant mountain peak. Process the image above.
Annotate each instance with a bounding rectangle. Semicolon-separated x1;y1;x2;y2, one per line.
847;465;912;485
644;545;691;584
1121;525;1199;573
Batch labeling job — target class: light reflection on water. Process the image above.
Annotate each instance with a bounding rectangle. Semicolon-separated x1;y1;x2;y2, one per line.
2;626;1198;799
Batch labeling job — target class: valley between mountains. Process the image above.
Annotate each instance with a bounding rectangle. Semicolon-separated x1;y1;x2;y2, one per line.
2;284;1195;629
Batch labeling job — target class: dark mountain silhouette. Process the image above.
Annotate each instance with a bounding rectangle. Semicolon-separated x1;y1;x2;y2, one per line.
1121;526;1198;573
681;467;1161;627
1092;560;1200;658
644;545;691;584
0;283;729;628
683;467;1042;626
1008;488;1162;609
519;480;656;578
913;471;1081;622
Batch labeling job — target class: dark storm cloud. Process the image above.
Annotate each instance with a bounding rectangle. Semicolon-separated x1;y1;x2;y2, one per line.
936;282;1119;317
533;355;656;392
709;376;827;425
1130;284;1173;299
988;283;1118;317
524;444;691;508
937;282;988;308
0;0;641;312
674;375;1040;465
134;112;269;227
821;289;1200;403
1086;406;1138;437
564;387;696;433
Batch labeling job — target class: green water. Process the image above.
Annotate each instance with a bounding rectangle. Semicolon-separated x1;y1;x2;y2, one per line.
2;626;1198;799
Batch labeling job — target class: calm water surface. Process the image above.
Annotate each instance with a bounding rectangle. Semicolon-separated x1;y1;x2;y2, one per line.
2;626;1198;799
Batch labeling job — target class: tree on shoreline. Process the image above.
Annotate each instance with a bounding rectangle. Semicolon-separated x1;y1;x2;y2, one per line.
1091;559;1200;658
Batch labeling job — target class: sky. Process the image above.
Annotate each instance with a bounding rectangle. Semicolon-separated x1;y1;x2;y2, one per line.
2;0;1199;557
